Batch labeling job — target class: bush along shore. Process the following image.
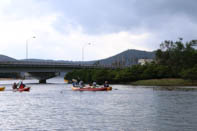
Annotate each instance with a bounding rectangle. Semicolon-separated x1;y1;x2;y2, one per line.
131;78;197;86
65;39;197;86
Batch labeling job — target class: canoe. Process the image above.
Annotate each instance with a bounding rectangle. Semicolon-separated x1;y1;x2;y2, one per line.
72;86;112;91
14;87;31;92
0;87;5;91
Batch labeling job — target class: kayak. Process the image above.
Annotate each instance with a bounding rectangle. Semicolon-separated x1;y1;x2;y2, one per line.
0;87;5;91
13;87;31;92
72;86;112;91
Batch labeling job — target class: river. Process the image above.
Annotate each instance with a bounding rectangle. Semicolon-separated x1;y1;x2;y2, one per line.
0;77;197;131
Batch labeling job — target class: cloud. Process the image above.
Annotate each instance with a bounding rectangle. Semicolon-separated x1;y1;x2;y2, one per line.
0;0;197;61
47;0;197;34
48;0;197;47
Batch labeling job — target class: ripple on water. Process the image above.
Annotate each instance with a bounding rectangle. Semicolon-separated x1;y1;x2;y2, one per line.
1;79;197;130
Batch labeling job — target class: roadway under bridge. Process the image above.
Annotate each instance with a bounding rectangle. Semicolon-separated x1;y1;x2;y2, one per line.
0;61;115;83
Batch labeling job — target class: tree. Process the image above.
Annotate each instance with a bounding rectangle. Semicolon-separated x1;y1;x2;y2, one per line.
181;65;197;81
155;39;197;77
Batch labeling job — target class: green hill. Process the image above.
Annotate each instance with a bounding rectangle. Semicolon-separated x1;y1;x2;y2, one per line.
91;49;155;66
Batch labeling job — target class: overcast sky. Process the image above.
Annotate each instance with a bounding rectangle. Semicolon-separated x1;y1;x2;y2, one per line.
0;0;196;61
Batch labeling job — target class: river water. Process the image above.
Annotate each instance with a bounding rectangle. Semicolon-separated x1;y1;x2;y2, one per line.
0;77;197;131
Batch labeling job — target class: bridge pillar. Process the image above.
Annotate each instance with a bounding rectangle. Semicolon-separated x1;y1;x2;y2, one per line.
39;79;46;84
28;72;57;84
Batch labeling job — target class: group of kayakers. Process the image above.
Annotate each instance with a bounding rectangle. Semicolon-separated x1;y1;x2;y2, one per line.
12;81;26;90
2;79;110;92
72;79;109;88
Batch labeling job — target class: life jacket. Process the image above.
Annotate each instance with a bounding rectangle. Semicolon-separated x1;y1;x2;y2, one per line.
104;83;109;87
19;84;24;89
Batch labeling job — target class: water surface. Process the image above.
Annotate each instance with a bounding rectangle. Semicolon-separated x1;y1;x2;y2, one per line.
0;78;197;130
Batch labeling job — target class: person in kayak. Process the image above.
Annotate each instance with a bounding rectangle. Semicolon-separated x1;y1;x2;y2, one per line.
72;79;78;87
19;81;26;89
79;80;84;88
12;82;18;89
104;81;109;87
92;82;97;88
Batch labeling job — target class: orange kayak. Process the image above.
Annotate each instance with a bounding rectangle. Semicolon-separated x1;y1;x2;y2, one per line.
72;86;112;91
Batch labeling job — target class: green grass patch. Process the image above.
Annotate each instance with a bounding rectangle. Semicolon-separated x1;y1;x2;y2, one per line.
131;78;197;86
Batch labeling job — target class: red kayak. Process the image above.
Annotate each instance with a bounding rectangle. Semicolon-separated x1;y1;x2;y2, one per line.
13;87;31;92
72;86;112;91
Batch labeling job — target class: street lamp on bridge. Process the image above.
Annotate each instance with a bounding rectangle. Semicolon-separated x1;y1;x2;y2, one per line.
26;36;36;60
82;43;91;63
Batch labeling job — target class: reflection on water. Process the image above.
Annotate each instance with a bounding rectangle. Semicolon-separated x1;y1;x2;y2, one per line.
0;77;197;130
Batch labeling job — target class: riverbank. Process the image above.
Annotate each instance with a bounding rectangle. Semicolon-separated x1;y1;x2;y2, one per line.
130;78;197;86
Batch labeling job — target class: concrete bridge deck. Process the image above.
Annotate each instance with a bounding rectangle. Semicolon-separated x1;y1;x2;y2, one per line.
0;61;115;72
0;61;116;83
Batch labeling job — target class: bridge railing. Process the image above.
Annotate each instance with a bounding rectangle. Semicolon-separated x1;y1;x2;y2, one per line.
0;60;121;69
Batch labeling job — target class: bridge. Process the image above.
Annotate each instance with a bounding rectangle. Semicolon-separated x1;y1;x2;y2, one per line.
0;61;115;83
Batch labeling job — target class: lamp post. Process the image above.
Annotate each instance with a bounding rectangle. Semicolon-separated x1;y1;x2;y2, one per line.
82;43;91;63
26;36;36;60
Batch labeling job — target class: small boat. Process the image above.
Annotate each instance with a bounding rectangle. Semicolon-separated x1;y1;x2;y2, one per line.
13;87;31;92
0;87;5;91
71;86;112;91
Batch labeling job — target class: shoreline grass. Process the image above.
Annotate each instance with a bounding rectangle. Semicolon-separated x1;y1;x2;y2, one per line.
130;78;197;86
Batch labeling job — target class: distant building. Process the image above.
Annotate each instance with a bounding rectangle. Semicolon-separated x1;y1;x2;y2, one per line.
138;59;153;65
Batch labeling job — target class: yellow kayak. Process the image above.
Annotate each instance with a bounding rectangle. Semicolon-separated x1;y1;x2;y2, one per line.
0;87;5;91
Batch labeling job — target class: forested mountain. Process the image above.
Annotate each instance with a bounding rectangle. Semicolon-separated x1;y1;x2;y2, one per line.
91;49;155;66
0;55;16;61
